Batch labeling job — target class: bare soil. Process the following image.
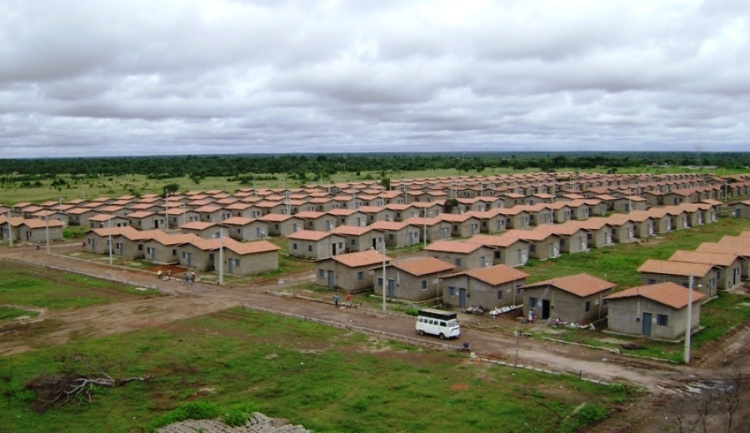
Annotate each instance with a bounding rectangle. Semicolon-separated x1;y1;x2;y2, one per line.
3;242;750;431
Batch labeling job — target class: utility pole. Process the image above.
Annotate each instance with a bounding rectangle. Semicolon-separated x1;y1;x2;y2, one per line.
7;209;12;247
218;228;224;285
45;214;50;254
164;189;169;231
684;273;694;364
108;216;113;265
382;240;387;312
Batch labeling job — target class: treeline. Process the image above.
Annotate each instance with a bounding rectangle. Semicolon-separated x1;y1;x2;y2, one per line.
1;152;748;179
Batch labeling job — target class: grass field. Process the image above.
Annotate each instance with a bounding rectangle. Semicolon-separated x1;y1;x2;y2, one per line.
0;307;630;433
0;261;162;310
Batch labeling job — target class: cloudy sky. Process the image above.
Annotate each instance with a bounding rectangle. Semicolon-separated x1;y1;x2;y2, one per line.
1;0;748;158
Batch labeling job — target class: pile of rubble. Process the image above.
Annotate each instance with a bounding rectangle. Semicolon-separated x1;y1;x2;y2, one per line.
158;412;310;433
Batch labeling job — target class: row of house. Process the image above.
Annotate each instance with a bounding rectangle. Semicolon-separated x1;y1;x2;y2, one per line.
3;172;748;237
84;226;280;277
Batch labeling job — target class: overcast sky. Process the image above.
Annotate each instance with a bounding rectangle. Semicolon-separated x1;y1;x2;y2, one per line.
1;0;748;158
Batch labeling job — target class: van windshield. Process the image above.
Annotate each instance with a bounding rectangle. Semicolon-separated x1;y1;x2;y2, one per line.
446;319;458;327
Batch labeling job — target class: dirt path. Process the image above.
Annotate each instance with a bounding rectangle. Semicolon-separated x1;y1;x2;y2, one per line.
4;244;750;431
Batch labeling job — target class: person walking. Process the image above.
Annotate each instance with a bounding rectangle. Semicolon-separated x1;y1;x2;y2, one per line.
333;293;339;308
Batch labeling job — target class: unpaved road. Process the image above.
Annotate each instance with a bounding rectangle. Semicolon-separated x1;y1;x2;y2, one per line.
3;243;750;431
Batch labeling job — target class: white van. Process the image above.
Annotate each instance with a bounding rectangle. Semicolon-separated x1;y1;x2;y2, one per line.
415;308;461;339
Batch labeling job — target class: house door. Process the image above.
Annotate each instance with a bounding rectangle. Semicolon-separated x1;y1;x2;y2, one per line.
332;243;338;256
150;248;156;261
458;288;467;308
327;271;334;289
542;300;551;319
387;279;395;297
256;227;261;238
186;252;192;267
642;313;652;336
228;259;234;274
372;238;378;250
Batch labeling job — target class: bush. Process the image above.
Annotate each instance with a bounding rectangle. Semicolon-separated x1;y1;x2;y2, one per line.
559;403;608;433
150;401;220;430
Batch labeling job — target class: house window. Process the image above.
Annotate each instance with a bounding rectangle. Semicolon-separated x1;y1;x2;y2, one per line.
529;297;538;308
292;242;298;250
449;286;456;296
585;301;591;312
377;277;383;287
421;280;427;290
647;279;656;285
389;234;394;240
530;245;536;253
497;290;503;300
494;251;501;259
351;240;356;246
357;272;364;281
138;244;143;251
657;314;669;326
307;245;313;252
318;269;325;278
455;258;462;267
234;259;240;266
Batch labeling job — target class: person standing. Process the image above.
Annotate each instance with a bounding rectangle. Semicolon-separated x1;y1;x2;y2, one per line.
333;293;339;308
345;293;352;307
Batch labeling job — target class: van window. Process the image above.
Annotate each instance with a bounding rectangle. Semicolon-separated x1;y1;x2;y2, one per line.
440;321;446;327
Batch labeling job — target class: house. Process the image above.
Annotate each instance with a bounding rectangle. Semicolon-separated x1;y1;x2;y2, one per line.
127;211;166;230
329;225;385;253
375;257;456;301
425;240;494;270
521;273;615;324
536;225;589;254
727;200;750;219
441;265;529;310
66;207;101;227
564;218;615;249
287;230;346;259
220;217;269;241
260;214;304;236
0;216;24;242
694;243;749;282
403;216;452;242
368;221;422;248
18;218;65;243
327;208;369;228
438;213;482;238
295;211;338;232
89;213;131;229
141;232;198;264
668;250;743;290
467;209;507;233
637;259;718;299
467;234;530;267
181;238;280;276
316;250;392;293
605;282;705;340
504;229;562;260
180;221;221;239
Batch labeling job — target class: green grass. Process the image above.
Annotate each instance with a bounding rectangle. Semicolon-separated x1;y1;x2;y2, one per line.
0;261;162;311
0;305;39;321
0;308;630;433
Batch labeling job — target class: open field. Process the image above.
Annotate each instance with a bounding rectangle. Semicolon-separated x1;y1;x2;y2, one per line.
0;302;629;433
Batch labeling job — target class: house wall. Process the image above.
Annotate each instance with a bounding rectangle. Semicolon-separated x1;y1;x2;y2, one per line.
493;243;529;267
315;259;379;293
607;297;701;340
428;248;492;271
638;272;717;299
522;286;609;324
441;275;525;310
142;241;180;264
374;268;441;301
224;250;278;276
527;237;560;260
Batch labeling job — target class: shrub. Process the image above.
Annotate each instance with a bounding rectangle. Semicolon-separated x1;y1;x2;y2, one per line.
150;401;220;430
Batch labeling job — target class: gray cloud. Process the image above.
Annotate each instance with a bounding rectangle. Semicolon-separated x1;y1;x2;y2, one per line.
0;0;748;158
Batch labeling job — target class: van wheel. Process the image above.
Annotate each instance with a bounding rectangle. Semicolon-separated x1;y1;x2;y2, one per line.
439;333;446;340
418;330;425;336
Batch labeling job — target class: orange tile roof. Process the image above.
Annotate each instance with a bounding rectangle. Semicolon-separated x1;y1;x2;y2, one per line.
443;264;529;285
425;240;484;254
393;257;455;276
637;259;714;277
287;230;331;241
605;282;705;309
330;250;391;267
668;250;739;267
522;273;615;297
467;234;528;248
